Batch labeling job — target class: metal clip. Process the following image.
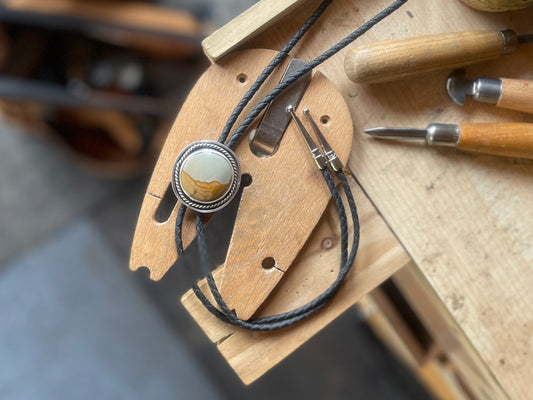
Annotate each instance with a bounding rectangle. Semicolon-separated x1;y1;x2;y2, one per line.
303;108;343;171
287;105;327;170
249;59;311;157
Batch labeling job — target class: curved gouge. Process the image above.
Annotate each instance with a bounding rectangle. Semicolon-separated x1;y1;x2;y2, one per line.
344;30;533;84
447;69;533;115
365;123;533;159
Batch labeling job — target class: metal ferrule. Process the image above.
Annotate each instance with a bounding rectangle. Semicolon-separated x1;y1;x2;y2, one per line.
500;29;518;55
472;78;502;104
287;105;327;170
426;124;460;147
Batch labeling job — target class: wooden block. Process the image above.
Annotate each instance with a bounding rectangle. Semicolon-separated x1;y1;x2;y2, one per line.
182;176;411;384
201;0;310;63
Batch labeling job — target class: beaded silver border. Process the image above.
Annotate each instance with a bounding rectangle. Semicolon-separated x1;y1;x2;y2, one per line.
171;140;241;213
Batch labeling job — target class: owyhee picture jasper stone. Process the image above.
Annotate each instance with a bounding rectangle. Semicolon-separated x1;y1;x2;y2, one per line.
172;141;241;213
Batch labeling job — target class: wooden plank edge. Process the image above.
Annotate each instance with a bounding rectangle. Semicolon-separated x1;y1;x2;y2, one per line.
201;0;310;63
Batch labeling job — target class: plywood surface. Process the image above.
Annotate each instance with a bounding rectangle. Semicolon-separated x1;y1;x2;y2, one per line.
243;1;533;399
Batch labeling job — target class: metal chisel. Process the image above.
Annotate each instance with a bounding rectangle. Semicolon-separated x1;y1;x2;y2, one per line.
365;123;533;159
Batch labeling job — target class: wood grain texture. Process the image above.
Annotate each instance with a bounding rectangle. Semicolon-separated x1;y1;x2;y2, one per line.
182;177;411;384
497;78;533;114
458;122;533;159
201;0;309;62
344;31;514;84
244;1;533;398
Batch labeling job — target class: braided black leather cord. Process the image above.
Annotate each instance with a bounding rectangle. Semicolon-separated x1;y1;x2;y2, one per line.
191;169;359;331
176;0;408;331
217;0;334;144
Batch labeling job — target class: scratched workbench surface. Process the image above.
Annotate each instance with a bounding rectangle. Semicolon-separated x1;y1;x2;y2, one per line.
245;1;533;399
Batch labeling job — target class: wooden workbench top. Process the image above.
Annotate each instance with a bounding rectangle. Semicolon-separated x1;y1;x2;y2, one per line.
245;1;533;398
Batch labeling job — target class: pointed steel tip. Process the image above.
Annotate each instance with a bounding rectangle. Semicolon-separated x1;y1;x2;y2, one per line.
364;127;386;135
363;126;428;140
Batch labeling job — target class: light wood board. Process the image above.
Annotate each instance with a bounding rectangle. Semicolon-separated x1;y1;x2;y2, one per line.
242;1;533;398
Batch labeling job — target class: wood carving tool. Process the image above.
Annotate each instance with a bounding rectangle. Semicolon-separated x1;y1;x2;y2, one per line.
344;30;533;84
365;123;533;159
447;69;533;114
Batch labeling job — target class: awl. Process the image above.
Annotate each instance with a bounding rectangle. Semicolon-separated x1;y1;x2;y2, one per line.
447;69;533;114
345;30;533;84
365;123;533;159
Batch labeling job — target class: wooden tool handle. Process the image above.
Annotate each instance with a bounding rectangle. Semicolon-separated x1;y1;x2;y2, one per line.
458;123;533;159
344;31;517;84
497;78;533;114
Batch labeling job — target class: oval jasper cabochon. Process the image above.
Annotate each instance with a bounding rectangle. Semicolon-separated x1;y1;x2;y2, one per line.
180;149;233;202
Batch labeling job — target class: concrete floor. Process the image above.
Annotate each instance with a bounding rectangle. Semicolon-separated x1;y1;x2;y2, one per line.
0;1;434;398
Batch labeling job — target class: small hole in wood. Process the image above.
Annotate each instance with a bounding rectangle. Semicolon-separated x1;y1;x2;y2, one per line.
237;73;247;84
241;173;253;187
154;184;177;223
261;257;276;270
321;237;335;250
320;115;331;125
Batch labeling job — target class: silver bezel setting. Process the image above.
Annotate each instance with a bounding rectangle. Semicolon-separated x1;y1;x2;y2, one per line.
171;140;241;213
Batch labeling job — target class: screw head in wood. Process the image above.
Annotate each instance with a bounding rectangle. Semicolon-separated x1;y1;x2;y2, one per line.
172;141;241;213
